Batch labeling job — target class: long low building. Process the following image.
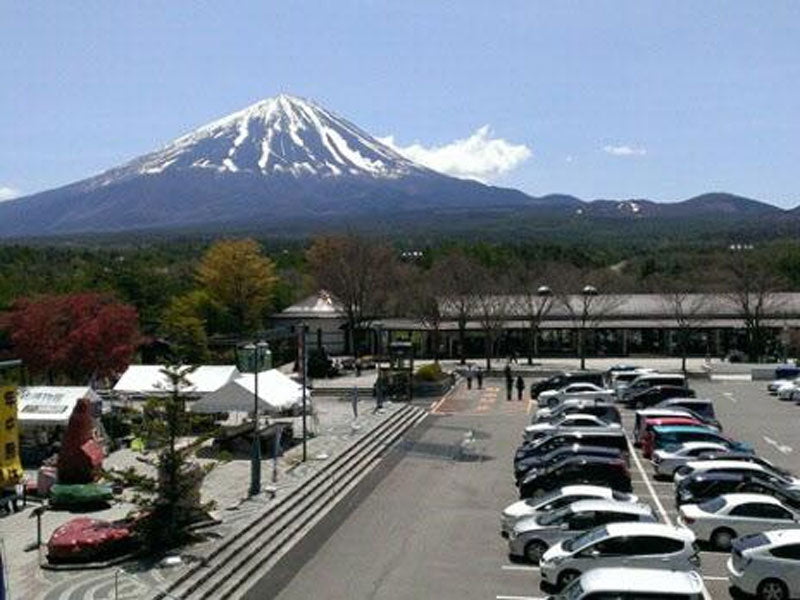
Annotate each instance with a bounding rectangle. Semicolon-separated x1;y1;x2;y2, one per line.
273;291;800;359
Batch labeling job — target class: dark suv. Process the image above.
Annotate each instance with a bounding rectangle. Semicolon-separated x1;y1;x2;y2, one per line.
514;444;625;484
519;455;632;498
515;429;629;464
530;371;605;399
625;385;696;409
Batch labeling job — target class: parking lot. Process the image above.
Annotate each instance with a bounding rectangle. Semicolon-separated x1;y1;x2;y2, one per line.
266;375;799;600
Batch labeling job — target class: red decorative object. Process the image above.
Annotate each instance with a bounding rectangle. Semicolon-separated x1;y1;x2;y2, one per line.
47;517;134;562
57;398;104;484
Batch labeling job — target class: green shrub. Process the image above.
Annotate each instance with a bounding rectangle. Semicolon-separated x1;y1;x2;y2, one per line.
415;363;445;382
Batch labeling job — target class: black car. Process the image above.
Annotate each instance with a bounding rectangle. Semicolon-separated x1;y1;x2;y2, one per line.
534;401;622;425
519;455;632;498
530;371;604;399
675;472;800;508
624;385;696;409
515;429;629;464
514;444;625;484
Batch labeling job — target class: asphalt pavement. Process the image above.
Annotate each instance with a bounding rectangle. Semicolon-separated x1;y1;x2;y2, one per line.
254;376;800;600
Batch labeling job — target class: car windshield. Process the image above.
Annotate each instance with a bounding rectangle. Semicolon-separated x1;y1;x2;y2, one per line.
563;526;607;552
527;489;560;507
734;533;770;550
699;496;727;513
538;507;571;526
611;491;630;501
560;578;585;600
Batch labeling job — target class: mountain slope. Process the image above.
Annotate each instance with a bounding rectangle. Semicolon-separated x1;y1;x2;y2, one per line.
0;94;546;237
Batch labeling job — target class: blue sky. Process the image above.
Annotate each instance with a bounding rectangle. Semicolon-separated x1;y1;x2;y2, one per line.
2;1;799;206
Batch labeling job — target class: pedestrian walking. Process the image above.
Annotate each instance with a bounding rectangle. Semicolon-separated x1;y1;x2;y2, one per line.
476;367;483;389
466;365;473;390
516;375;525;401
504;364;513;401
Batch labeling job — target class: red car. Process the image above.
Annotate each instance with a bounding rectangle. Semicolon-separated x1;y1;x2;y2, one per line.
640;417;704;458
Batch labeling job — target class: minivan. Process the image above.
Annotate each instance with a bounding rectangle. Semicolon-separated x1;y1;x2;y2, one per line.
622;373;687;403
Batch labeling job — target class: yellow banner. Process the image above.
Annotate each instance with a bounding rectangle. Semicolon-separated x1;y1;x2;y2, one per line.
0;386;23;488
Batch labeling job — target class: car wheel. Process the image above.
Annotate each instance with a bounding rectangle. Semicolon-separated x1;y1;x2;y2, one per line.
757;579;789;600
524;540;548;564
711;527;736;551
558;570;580;590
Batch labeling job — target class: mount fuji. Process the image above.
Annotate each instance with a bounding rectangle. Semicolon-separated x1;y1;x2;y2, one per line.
0;94;547;237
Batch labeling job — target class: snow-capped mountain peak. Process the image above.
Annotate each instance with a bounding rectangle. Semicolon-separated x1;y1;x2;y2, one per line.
130;94;425;180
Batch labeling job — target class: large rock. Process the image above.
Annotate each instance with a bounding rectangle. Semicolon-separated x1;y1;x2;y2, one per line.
47;517;135;563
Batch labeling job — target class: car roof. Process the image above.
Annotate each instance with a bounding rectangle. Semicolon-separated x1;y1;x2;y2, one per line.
669;442;728;452
578;568;703;594
765;528;800;545
686;460;765;471
716;493;786;506
636;408;694;417
687;471;746;483
653;425;717;433
558;484;618;496
661;397;713;405
645;417;701;425
603;522;694;540
567;499;652;514
634;373;686;380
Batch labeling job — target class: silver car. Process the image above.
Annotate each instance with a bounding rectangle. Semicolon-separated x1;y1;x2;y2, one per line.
728;529;800;600
651;441;730;478
500;484;639;537
523;413;620;442
555;567;704;600
678;493;800;551
508;499;655;563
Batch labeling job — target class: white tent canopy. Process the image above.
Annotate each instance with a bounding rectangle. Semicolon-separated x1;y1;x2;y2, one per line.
191;369;307;415
18;386;102;427
113;365;240;397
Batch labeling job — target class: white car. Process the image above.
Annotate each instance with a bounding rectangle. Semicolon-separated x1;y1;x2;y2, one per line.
674;460;800;491
728;529;800;600
508;499;654;563
537;383;614;408
556;567;705;600
539;522;698;592
500;485;639;538
678;493;800;550
769;377;799;395
523;413;620;442
777;379;800;401
651;441;730;477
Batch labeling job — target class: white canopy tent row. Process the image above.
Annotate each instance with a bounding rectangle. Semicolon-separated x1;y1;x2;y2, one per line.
191;369;308;415
112;365;241;398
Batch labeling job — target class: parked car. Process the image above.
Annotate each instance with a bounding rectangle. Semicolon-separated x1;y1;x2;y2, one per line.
695;452;791;478
531;371;605;399
519;455;632;498
539;522;698;593
621;373;688;404
641;417;711;459
678;493;800;550
508;499;655;563
654;397;718;422
777;378;800;401
523;413;621;442
555;567;705;600
515;445;626;484
634;408;699;445
537;383;615;408
651;441;731;478
624;385;696;410
500;484;639;538
611;369;655;401
533;399;621;425
650;425;751;457
728;529;800;600
676;472;800;509
515;430;629;464
674;460;800;491
767;366;800;394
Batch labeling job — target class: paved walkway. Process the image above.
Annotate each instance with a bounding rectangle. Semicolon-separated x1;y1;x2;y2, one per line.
0;395;404;600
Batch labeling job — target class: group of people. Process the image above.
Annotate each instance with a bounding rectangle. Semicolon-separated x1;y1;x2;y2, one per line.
464;364;526;401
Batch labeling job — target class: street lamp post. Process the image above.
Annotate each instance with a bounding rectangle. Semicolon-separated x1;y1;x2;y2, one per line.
242;341;271;497
579;285;598;370
531;285;553;365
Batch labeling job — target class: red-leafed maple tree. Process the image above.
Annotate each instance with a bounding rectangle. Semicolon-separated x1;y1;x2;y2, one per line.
6;293;141;383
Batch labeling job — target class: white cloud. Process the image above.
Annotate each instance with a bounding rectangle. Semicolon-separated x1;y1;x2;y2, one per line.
0;186;20;202
603;144;647;157
379;125;531;182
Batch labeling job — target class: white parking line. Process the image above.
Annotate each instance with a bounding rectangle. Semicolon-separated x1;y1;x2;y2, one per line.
501;564;539;571
626;432;672;526
764;435;793;454
723;391;737;403
702;576;729;581
496;596;544;600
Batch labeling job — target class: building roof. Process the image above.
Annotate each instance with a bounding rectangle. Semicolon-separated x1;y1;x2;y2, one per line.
190;369;306;414
276;290;344;319
113;365;240;396
18;386;101;426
